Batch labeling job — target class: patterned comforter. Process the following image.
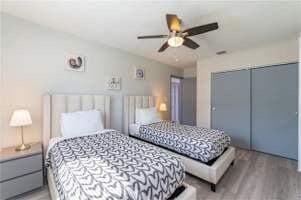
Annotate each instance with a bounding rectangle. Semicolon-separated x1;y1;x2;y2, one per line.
46;130;185;200
136;121;231;163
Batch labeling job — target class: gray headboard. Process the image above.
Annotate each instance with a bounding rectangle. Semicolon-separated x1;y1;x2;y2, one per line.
43;94;110;154
123;95;158;134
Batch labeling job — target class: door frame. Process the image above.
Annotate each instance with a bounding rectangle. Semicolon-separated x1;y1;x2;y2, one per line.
170;75;183;122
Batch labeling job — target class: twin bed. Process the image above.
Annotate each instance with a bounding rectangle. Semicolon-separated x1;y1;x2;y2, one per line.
43;94;196;200
124;96;235;192
43;94;235;200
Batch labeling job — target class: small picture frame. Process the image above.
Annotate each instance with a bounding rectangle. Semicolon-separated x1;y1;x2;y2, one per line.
134;67;145;80
66;55;85;72
106;77;121;90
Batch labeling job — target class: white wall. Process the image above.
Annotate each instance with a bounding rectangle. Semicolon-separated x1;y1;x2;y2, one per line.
0;12;3;151
183;67;196;78
299;33;301;172
1;14;182;149
197;38;299;128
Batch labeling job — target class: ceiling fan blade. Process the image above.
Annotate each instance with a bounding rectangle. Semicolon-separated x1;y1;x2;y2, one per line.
166;14;181;32
183;22;218;36
158;42;169;52
137;35;168;39
183;38;199;49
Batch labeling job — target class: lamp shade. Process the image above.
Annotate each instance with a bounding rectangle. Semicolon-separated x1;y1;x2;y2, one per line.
9;109;32;127
159;103;167;112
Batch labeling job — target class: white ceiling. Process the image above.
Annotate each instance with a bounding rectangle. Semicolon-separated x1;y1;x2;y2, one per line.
2;1;301;68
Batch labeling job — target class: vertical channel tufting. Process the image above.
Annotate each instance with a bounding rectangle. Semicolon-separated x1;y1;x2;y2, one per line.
52;95;66;138
136;96;142;109
48;94;111;137
94;96;105;112
142;96;149;108
81;95;93;110
104;96;110;129
129;96;135;125
43;94;51;156
94;96;104;127
67;95;81;112
123;96;158;135
149;96;155;107
124;96;129;134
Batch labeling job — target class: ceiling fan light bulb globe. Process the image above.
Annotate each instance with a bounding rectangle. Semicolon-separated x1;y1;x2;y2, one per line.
168;36;184;47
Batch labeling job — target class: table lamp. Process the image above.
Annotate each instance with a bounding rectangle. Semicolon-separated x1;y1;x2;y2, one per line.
159;103;167;112
9;109;32;151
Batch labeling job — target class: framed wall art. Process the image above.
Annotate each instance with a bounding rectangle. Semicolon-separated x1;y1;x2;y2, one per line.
106;76;121;90
66;55;85;72
134;67;145;80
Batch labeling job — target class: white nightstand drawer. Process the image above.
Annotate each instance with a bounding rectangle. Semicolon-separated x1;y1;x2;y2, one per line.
0;154;42;182
0;170;43;200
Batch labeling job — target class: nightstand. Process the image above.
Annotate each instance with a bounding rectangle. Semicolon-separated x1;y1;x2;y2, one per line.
0;143;44;199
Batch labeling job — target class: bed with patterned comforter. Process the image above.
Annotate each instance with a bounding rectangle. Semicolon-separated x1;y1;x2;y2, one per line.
133;121;231;163
46;129;185;200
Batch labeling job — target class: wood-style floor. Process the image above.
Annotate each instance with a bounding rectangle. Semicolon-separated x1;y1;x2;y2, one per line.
14;149;301;200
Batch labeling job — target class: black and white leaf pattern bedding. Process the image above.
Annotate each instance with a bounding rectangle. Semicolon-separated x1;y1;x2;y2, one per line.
136;121;231;163
46;130;185;200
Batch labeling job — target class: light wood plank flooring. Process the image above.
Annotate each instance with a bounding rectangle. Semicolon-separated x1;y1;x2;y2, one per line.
14;149;301;200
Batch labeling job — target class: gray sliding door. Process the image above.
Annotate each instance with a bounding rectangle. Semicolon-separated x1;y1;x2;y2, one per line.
251;63;298;160
211;69;251;149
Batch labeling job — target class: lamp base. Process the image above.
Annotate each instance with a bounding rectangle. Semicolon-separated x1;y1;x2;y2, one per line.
15;144;31;151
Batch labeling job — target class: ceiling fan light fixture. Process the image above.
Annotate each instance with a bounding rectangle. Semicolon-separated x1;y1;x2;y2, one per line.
168;36;184;47
137;14;218;52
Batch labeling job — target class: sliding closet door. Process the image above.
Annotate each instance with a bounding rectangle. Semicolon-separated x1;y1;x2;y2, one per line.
211;69;251;149
251;63;298;160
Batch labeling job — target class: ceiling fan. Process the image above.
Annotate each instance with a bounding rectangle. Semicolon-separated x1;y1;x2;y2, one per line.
137;14;218;52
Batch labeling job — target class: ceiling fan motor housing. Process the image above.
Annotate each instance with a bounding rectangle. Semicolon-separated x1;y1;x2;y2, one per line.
169;30;183;38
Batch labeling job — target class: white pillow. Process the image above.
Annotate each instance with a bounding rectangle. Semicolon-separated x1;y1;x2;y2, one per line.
135;107;161;125
60;110;104;138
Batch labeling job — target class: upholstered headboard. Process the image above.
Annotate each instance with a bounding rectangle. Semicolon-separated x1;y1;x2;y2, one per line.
43;94;110;154
123;95;158;134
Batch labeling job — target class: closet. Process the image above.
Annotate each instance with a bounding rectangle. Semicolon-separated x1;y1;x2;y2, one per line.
211;69;251;149
211;62;298;160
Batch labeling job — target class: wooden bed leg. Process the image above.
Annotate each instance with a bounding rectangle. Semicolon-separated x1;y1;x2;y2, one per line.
211;183;216;192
